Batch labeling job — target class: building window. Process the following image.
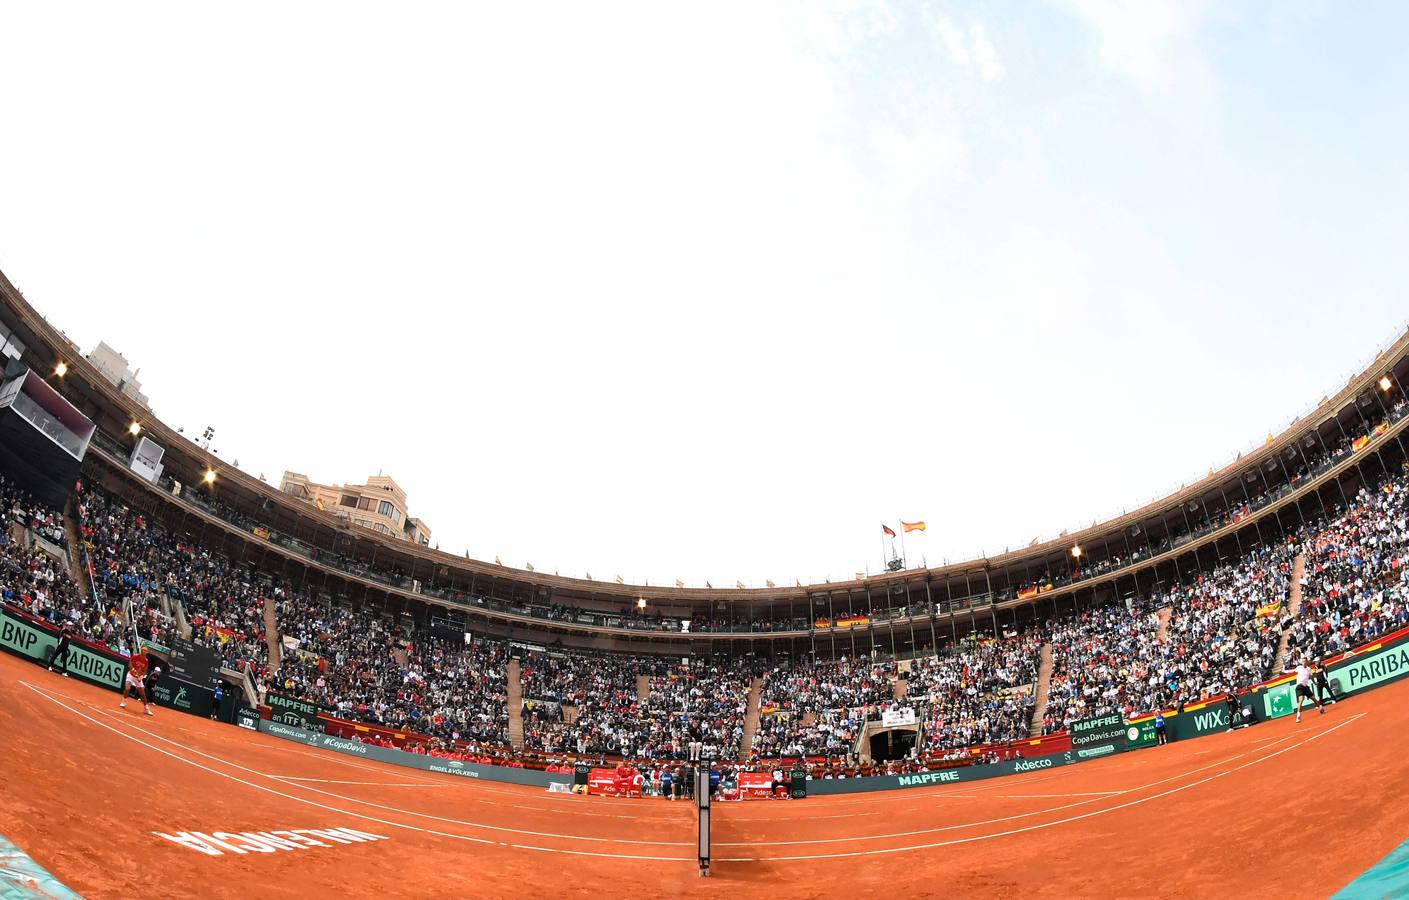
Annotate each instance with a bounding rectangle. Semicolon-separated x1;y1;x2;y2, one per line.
339;495;358;508
379;500;394;518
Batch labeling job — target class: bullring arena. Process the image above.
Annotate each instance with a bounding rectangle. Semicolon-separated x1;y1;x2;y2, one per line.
5;9;1409;897
2;646;1406;898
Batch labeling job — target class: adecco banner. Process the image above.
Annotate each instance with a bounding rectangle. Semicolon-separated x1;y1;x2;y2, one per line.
1069;713;1127;760
808;752;1075;796
0;605;126;690
266;692;325;733
236;706;260;730
257;720;571;789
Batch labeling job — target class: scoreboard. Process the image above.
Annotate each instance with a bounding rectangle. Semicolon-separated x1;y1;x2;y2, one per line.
168;637;222;687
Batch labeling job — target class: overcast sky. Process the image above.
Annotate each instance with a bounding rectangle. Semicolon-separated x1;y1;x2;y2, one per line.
1;2;1406;587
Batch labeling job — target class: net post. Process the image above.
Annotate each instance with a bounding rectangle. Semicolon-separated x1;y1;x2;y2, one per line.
696;758;711;877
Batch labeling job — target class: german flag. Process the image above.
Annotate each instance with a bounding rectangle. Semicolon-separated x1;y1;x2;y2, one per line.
902;521;926;533
882;523;897;538
1353;435;1370;452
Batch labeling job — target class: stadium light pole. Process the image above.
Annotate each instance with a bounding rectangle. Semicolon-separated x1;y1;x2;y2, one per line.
53;361;67;378
128;421;142;437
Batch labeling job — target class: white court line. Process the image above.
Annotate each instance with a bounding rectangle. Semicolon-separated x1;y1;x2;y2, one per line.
978;792;1121;799
20;681;694;863
714;751;1247;848
21;680;1361;866
276;777;448;787
68;687;687;822
716;713;1366;861
716;726;1313;849
42;685;696;848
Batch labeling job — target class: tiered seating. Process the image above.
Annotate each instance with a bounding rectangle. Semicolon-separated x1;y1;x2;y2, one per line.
79;484;268;673
909;632;1041;752
752;658;898;759
1289;479;1409;660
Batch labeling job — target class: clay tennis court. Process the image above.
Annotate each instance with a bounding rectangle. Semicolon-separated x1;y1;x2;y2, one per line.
0;648;1403;899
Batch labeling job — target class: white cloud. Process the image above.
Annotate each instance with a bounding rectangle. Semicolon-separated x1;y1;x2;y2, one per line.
929;13;1006;82
969;23;1006;83
1051;0;1214;94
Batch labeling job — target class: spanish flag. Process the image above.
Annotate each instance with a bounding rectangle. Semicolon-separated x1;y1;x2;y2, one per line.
616;575;625;585
882;523;897;538
902;521;926;533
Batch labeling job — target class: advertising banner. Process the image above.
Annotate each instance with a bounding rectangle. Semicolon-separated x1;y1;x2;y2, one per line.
1069;713;1127;760
266;692;325;733
148;675;215;717
789;768;808;799
236;706;260;730
1261;682;1299;719
257;720;569;789
738;772;775;799
808;751;1076;796
0;606;126;690
1169;701;1234;740
1329;640;1409;696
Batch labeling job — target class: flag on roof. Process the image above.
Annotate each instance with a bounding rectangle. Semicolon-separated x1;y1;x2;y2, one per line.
902;521;926;533
675;579;685;589
882;523;897;538
766;580;776;588
616;575;624;584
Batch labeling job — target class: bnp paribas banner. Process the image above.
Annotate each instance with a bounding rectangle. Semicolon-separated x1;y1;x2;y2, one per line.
0;605;126;690
1329;638;1409;696
1260;636;1409;720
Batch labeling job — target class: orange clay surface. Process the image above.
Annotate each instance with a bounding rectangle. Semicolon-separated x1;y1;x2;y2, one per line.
0;646;1405;899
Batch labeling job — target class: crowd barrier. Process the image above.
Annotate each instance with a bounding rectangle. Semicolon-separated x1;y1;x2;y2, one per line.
256;720;573;789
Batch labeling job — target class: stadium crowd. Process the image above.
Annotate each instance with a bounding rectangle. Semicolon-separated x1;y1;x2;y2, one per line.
79;483;269;672
909;631;1041;752
1288;479;1409;660
9;407;1409;772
